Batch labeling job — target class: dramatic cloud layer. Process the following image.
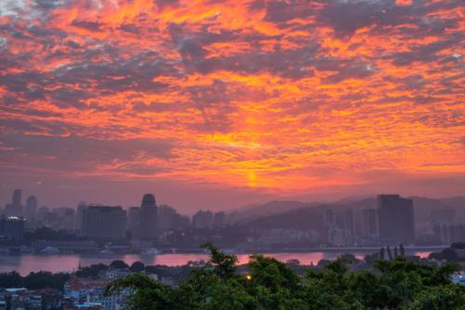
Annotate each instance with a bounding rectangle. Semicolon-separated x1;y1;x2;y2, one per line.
0;0;464;209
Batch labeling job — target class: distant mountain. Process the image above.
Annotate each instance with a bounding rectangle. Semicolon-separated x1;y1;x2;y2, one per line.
410;196;465;225
228;200;317;223
342;197;376;210
440;196;465;220
333;195;373;205
239;205;325;230
230;195;465;231
437;196;465;209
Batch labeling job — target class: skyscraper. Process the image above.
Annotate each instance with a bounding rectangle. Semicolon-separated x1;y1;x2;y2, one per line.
213;211;226;228
25;195;38;222
192;210;214;229
81;206;127;240
157;205;176;232
0;215;26;245
76;202;87;232
5;189;23;217
377;194;415;245
361;208;378;237
38;206;50;224
156;204;191;232
128;207;141;238
139;194;158;240
12;189;21;206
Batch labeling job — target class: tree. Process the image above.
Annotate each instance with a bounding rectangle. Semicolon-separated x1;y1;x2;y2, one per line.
24;271;70;290
105;273;174;310
201;242;238;280
400;243;405;257
451;242;465;249
407;285;465;310
130;261;145;273
76;263;108;278
441;248;459;262
0;271;23;288
103;244;465;310
339;253;358;264
248;255;300;292
110;260;129;270
0;271;69;290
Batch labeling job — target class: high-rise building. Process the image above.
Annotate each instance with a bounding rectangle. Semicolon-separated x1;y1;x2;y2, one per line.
213;211;226;228
157;204;190;232
433;223;465;245
342;209;355;233
139;194;158;240
81;206;127;240
4;189;23;217
58;207;76;230
361;208;379;236
0;215;26;245
25;195;38;222
192;210;214;229
378;194;415;245
37;206;50;225
12;189;21;206
76;202;87;232
178;215;191;230
157;205;176;232
324;209;335;226
128;207;141;238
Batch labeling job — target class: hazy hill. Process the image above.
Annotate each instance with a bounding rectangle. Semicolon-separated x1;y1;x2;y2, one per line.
229;200;316;223
411;196;465;225
231;196;465;231
239;205;325;230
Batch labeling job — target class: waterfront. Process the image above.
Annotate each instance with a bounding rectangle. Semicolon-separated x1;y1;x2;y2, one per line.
0;250;434;275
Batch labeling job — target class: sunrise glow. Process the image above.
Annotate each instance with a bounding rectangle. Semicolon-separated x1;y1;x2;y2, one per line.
0;0;464;209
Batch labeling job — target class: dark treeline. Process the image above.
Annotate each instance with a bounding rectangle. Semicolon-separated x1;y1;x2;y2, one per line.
0;260;197;290
106;243;465;310
0;271;70;290
429;242;465;262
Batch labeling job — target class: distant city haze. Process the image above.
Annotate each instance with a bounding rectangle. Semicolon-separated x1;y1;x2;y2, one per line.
0;183;464;214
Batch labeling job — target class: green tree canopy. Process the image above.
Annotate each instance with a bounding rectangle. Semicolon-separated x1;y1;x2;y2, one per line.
105;244;465;310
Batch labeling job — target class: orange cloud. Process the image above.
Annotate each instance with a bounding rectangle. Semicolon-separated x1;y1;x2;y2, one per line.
0;0;464;200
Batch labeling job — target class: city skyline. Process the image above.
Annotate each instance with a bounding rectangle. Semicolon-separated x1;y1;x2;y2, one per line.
1;186;464;215
2;187;464;251
1;0;464;212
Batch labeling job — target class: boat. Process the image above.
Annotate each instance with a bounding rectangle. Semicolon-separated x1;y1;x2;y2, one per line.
99;249;115;255
40;247;60;254
141;248;162;255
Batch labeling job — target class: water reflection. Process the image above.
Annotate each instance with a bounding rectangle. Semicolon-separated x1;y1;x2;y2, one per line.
0;250;432;276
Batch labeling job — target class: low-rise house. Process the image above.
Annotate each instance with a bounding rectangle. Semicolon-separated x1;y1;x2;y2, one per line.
452;272;465;285
64;276;127;310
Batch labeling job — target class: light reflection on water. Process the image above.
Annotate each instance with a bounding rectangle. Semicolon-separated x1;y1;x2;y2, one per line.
0;251;432;275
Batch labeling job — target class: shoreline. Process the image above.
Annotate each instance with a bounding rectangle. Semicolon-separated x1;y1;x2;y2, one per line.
0;245;445;256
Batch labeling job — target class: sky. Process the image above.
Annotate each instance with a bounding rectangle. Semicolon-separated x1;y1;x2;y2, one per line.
0;0;464;213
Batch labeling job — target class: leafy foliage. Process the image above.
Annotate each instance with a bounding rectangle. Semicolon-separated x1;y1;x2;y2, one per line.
106;245;465;310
